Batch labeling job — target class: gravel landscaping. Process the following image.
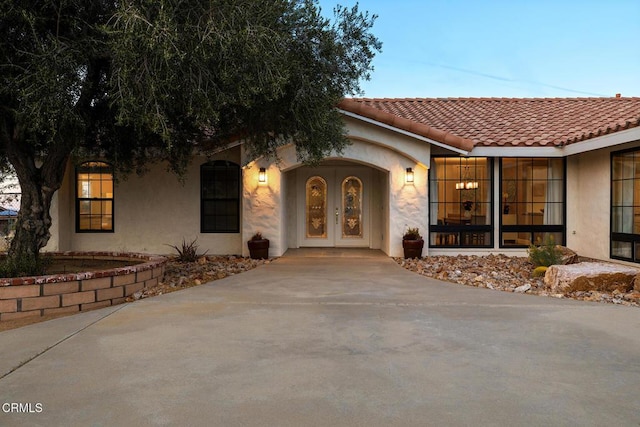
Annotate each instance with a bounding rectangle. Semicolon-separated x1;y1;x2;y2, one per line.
128;255;270;300
395;254;640;307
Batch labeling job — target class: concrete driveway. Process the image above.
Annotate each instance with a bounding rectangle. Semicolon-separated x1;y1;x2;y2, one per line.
1;249;639;426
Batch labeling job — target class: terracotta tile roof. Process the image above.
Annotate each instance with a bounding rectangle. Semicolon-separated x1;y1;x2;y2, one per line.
338;97;640;150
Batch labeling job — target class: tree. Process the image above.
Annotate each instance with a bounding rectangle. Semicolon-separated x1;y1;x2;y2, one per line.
0;0;381;267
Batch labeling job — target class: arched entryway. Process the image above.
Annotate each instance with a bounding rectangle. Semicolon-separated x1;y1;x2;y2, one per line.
285;161;387;250
242;125;431;258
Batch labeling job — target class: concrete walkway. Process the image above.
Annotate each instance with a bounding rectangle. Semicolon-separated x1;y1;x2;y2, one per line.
0;250;639;426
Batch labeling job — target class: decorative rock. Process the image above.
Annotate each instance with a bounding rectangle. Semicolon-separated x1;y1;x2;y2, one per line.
557;246;579;265
544;262;640;293
130;255;268;300
394;255;639;307
627;292;640;302
515;283;531;293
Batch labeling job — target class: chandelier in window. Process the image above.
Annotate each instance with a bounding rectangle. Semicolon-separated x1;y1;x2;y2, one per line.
455;166;478;190
455;181;478;190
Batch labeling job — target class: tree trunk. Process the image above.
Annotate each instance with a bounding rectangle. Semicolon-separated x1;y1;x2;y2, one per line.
3;125;71;264
8;177;56;262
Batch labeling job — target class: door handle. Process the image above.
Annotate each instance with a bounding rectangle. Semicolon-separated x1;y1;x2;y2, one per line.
335;207;339;225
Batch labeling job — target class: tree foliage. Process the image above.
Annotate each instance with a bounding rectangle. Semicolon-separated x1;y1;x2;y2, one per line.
0;0;381;265
2;0;380;172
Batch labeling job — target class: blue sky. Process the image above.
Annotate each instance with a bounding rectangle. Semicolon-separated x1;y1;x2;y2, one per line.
318;0;640;98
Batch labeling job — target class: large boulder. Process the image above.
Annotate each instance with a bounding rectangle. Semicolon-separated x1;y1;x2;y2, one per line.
544;262;639;293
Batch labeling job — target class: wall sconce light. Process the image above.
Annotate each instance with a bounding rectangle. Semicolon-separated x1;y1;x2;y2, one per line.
258;167;266;183
405;167;414;184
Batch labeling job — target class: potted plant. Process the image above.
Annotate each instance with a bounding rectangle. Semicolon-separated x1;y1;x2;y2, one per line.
402;227;424;259
247;232;269;259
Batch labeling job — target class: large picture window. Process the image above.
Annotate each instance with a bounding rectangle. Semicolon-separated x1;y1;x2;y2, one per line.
429;157;493;247
611;149;640;262
500;158;565;247
201;161;240;233
76;161;114;232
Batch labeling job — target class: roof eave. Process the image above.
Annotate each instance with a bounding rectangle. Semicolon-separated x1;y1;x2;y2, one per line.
469;146;565;157
339;110;470;156
561;126;640;156
338;99;474;153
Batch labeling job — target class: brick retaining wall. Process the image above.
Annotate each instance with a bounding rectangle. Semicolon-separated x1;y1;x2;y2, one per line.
0;252;166;321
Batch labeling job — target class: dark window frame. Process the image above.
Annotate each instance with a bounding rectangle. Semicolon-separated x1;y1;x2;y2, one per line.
75;161;115;233
498;157;566;248
610;147;640;263
428;157;494;248
200;160;240;233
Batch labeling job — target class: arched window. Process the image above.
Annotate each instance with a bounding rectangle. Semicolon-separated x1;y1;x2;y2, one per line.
201;161;240;233
76;161;114;232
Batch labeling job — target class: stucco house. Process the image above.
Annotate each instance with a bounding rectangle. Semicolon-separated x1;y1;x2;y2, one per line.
45;96;640;263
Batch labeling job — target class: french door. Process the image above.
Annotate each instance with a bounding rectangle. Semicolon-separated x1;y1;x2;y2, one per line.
298;167;370;247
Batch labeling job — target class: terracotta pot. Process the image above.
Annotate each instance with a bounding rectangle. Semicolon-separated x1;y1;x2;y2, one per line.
402;239;424;259
247;239;269;259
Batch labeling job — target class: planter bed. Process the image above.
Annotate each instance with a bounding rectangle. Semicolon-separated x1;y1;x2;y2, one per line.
0;252;166;321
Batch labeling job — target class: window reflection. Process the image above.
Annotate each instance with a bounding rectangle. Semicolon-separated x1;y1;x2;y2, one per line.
201;161;240;233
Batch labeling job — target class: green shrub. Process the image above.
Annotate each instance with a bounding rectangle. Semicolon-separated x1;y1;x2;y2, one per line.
167;238;208;263
403;227;422;240
0;254;52;277
528;235;562;267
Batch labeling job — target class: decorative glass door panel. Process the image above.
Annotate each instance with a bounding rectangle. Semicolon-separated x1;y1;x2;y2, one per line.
306;176;327;238
298;167;370;248
342;176;363;238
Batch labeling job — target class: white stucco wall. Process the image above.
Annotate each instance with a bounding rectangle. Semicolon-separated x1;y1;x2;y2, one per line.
47;149;244;255
285;170;298;249
45;160;81;252
369;168;387;250
241;161;285;258
566;140;640;261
